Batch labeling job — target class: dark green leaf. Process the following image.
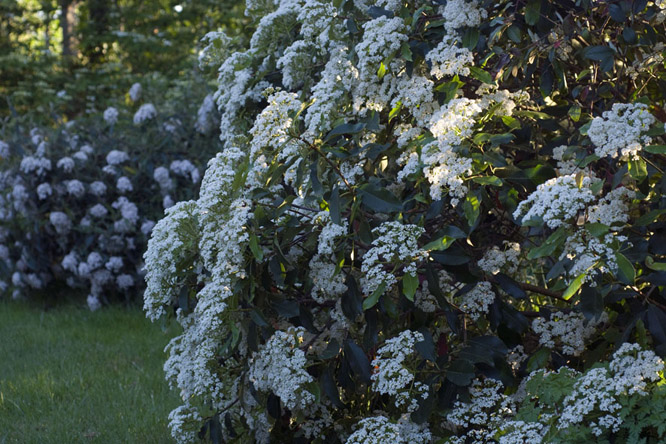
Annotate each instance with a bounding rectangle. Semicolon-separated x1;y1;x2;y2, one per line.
526;348;550;372
402;273;418;302
249;234;263;261
462;27;479;50
344;340;371;383
321;367;344;408
472;176;503;186
525;0;541;26
468;66;493;84
415;329;436;362
363;281;387;310
636;209;666;226
358;183;402;213
644;145;666;154
506;25;521;43
646;305;666;345
628;158;648;182
329;186;341;226
342;274;363;319
562;273;586;300
495;273;527;299
325;122;365;141
446;359;475;386
272;299;299;318
615;252;636;284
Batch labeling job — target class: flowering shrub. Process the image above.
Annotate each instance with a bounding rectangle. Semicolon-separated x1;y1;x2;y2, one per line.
143;0;666;442
0;82;222;308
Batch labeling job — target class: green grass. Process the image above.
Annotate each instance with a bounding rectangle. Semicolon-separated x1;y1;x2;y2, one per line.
0;302;181;443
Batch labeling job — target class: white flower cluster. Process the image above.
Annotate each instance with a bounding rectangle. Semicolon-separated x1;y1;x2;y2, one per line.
143;200;197;321
371;330;425;411
426;36;473;79
170;160;201;184
304;46;358;136
440;0;488;32
587;103;655;160
552;145;583;175
106;150;130;166
248;327;315;411
167;403;203;444
360;221;426;295
586;187;634;228
414;270;456;313
194;94;216;134
103;107;119;125
133;103;157;124
558;343;664;436
559;230;626;283
459;281;495;321
477;242;521;276
513;174;598;228
447;378;515;443
421;98;481;204
20;155;52;176
532;311;607;356
355;16;407;81
248;90;304;187
346;415;431;444
129;82;142;102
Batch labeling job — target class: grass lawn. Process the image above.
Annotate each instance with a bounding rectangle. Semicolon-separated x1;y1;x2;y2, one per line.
0;302;180;443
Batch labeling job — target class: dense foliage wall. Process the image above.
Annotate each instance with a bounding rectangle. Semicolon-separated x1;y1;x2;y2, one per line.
0;79;222;307
135;0;666;442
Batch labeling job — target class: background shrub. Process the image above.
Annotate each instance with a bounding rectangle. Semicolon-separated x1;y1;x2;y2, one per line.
0;78;222;308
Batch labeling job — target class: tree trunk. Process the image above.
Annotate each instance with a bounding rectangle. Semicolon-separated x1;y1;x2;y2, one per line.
60;0;78;58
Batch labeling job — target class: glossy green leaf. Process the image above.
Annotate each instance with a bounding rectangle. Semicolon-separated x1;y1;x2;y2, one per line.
362;281;387;310
562;273;586;300
402;273;418;302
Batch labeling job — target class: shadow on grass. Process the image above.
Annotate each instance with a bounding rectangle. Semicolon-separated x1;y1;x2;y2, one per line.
0;301;180;443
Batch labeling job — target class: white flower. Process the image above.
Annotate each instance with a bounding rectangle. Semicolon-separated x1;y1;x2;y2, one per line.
20;156;52;176
36;183;52;200
129;82;142;102
116;176;133;193
532;311;607;356
49;211;71;235
106;150;130;166
90;181;107;196
360;222;426;295
588;103;655;160
440;0;488;32
57;157;75;172
427;35;473;79
105;256;124;273
133;103;157;124
103;107;119;125
66;180;85;197
0;140;9;159
513;174;598;229
153;166;173;191
248;327;315;411
478;242;521;276
116;274;134;289
459;281;495;321
371;330;426;411
89;204;108;218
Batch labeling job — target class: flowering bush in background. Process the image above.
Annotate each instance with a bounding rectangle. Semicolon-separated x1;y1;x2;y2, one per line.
0;80;222;309
140;0;666;442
